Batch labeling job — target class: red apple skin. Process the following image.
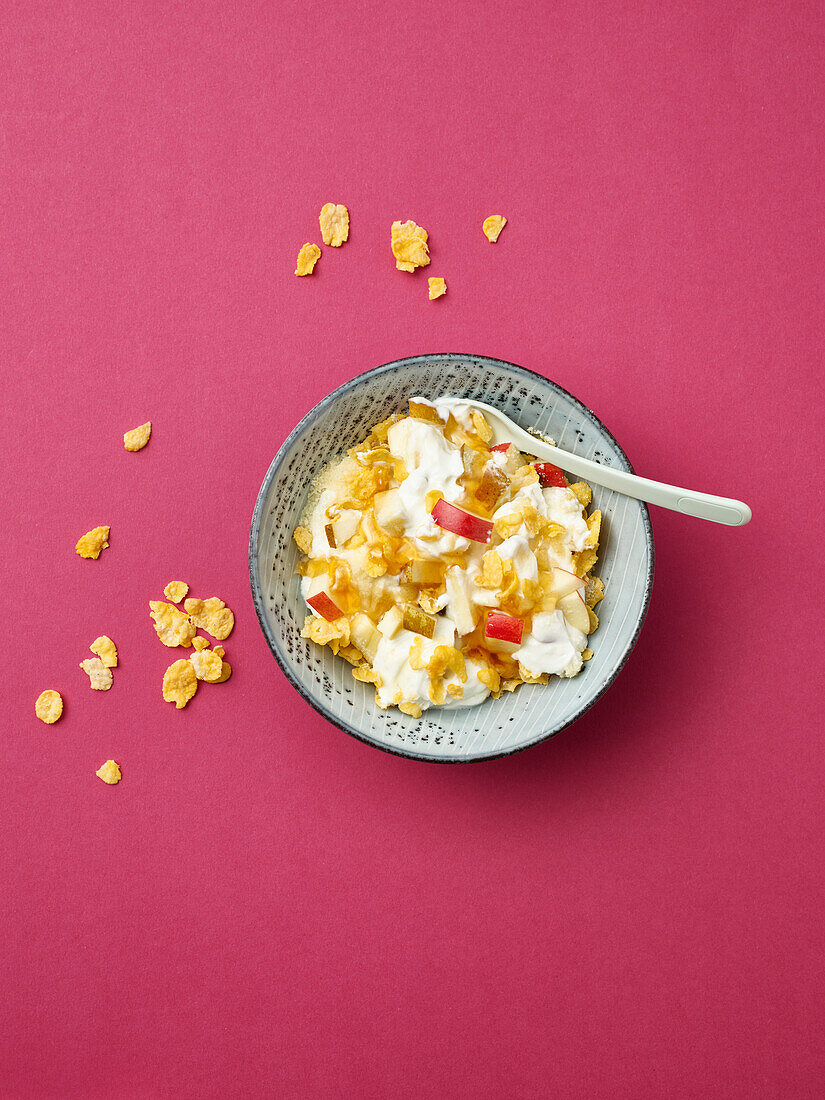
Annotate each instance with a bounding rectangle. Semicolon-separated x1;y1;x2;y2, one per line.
485;610;524;645
490;442;514;453
307;590;344;622
432;498;492;544
535;462;567;488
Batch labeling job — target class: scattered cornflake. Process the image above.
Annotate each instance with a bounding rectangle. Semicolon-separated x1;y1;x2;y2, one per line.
35;690;63;724
150;601;197;648
162;659;198;709
191;636;209;652
75;526;110;559
163;580;189;603
428;277;446;300
79;657;113;691
89;635;117;668
190;649;223;683
584;575;604;609
295;242;321;276
216;661;232;683
319;203;349;246
587;607;599;633
399;701;422;718
568;481;592;507
293;526;313;554
184;597;234;640
123;422;151;452
482;215;507;242
584;510;602;549
582;648;594;661
390;220;430;272
96;759;122;785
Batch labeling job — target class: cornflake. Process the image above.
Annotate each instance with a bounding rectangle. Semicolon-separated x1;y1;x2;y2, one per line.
295;242;321;276
482;215;507;242
191;636;209;652
569;481;592;507
90;636;117;668
428;277;446;300
399;701;422;718
150;601;196;648
163;580;189;603
35;689;63;724
123;422;151;452
183;596;235;641
96;759;122;785
293;526;313;554
79;657;113;691
190;649;223;683
319;203;349;246
391;220;430;272
162;659;197;709
75;526;110;560
216;661;232;683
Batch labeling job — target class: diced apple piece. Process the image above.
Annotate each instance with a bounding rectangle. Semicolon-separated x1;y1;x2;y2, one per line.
490;442;511;453
558;591;590;633
535;462;567;488
409;559;445;585
546;566;585;600
474;465;508;509
374;489;406;536
402;605;436;639
350;612;380;661
490;441;522;474
445;569;476;636
432;498;492;544
324;522;336;549
306;574;344;622
485;610;524;645
461;445;487;480
379;605;404;639
408;399;443;424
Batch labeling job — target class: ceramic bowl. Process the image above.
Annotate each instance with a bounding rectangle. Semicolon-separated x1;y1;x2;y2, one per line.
249;354;654;762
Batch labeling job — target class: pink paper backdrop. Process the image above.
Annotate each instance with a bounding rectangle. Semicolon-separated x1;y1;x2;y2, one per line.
1;1;823;1096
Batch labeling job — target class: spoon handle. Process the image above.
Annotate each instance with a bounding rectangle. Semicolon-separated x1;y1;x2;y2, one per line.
540;444;752;526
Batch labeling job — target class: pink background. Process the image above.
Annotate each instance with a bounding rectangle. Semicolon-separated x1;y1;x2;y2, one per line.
1;1;823;1096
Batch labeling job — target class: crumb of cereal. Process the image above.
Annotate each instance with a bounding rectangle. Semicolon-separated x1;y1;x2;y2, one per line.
319;203;349;246
163;580;189;603
149;601;196;648
123;422;151;451
482;215;507;242
79;657;113;691
582;648;594;661
89;636;117;668
35;690;63;724
190;649;223;683
162;659;197;709
295;242;321;276
428;277;446;300
75;526;110;559
184;597;234;641
216;661;232;683
391;220;430;271
96;759;121;784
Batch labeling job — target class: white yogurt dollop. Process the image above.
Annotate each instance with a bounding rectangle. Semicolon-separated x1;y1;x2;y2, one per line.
514;611;587;678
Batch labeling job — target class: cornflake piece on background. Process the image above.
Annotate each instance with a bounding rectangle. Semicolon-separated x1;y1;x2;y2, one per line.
149;601;196;647
163;580;189;603
79;658;113;691
90;635;117;668
390;220;430;271
162;659;197;709
216;661;232;683
295;242;321;276
123;422;151;451
190;649;223;682
96;759;121;784
35;690;63;724
482;214;507;242
319;203;349;246
184;597;234;640
75;526;110;559
191;636;209;651
428;277;446;300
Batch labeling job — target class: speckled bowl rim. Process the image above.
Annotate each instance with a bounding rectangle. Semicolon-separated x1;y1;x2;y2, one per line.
249;354;655;763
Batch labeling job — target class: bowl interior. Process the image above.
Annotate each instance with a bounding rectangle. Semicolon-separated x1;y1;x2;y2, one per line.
250;354;653;762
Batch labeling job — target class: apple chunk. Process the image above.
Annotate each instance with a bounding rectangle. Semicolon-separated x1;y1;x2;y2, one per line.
485;610;524;646
557;591;590;633
546;566;585;600
535;462;567;488
306;575;344;622
431;498;492;544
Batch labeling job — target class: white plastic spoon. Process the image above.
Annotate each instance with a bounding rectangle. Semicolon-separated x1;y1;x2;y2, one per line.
446;399;752;526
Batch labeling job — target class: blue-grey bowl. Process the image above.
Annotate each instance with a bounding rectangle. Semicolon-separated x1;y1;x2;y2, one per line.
249;354;654;762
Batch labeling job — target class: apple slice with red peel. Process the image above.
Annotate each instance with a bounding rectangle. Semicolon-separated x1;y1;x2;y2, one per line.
558;591;590;633
547;566;585;600
306;575;344;622
490;442;513;453
432;498;492;543
485;610;524;645
535;462;567;488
